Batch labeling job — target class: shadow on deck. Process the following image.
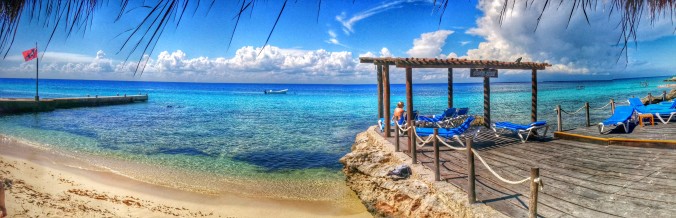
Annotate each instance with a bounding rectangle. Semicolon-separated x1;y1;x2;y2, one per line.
382;127;676;217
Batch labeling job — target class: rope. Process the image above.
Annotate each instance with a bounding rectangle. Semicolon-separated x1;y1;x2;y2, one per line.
412;128;435;146
395;122;411;132
436;136;467;150
592;101;612;110
473;149;531;185
560;105;586;115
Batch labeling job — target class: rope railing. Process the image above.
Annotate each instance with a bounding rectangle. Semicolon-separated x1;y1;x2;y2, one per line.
592;101;612;110
435;136;467;150
472;149;532;185
559;105;586;115
412;127;435;146
395;121;411;132
555;98;619;131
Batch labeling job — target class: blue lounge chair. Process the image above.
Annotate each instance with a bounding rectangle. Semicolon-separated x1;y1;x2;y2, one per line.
659;100;675;106
415;116;476;147
442;108;470;127
491;121;549;143
647;100;676;109
456;108;469;117
433;108;457;119
418;108;457;127
598;106;635;134
378;111;418;132
629;97;676;124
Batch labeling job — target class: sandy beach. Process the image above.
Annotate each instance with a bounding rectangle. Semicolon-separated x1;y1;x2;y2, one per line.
0;135;370;218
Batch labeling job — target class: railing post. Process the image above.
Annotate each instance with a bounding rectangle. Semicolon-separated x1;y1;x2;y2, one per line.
610;98;615;115
466;137;476;204
433;128;440;181
648;93;653;104
529;168;540;218
395;123;400;152
556;105;562;132
585;102;590;127
410;123;417;164
663;91;668;101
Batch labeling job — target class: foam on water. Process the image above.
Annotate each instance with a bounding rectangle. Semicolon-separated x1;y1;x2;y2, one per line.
0;77;672;201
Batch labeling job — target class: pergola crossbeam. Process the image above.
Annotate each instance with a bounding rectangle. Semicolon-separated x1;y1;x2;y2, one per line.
360;57;551;70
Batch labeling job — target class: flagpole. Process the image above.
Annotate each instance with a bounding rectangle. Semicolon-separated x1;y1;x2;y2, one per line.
35;42;39;102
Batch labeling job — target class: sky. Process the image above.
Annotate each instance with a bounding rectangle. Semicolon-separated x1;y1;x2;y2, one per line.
0;0;674;84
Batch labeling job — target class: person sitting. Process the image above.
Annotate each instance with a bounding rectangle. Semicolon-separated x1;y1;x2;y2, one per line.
393;102;405;121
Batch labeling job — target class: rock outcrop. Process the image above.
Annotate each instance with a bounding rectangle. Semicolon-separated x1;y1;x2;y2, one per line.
340;127;506;218
641;88;676;104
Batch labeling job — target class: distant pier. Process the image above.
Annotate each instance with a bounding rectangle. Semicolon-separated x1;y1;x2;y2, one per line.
0;94;148;114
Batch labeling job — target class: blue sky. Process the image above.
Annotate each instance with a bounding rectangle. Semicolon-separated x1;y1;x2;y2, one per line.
1;0;674;84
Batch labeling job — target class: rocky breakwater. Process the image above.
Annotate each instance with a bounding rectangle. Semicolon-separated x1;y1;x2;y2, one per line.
641;88;676;104
340;127;505;218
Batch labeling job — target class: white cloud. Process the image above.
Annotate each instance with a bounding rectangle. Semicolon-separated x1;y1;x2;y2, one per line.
326;30;340;45
406;30;454;58
6;51;93;63
336;0;429;35
379;47;392;57
325;29;349;48
465;0;675;75
1;46;377;84
460;41;471;46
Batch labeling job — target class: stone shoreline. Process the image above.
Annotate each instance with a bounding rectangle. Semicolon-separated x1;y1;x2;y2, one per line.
340;127;506;218
641;88;676;104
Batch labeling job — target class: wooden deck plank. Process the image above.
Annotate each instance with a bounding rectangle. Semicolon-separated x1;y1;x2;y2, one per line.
381;125;676;218
431;149;618;217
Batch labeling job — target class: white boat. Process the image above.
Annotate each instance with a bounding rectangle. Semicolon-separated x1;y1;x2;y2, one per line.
264;89;288;94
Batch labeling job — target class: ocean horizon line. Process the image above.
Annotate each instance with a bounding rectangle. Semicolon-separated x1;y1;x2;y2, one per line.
0;74;672;86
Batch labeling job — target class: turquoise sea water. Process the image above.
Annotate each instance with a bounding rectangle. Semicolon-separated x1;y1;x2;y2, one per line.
0;76;673;200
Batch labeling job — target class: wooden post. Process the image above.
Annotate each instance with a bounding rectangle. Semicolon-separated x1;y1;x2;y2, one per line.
406;67;416;164
448;68;453;108
467;137;476;204
648;93;653;104
483;76;491;127
610;98;615;115
395;122;400;152
585;102;590;127
529;168;540;218
35;42;39;102
433;128;440;181
531;69;537;122
383;65;391;137
556;105;562;132
377;65;383;119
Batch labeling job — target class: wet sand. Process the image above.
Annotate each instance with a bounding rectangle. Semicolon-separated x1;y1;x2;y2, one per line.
0;135;370;217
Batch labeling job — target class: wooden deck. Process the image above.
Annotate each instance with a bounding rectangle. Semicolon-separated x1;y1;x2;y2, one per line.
554;122;676;148
383;128;676;217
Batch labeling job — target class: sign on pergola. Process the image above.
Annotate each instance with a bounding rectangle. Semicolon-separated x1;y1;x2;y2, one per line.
361;57;551;142
470;68;498;78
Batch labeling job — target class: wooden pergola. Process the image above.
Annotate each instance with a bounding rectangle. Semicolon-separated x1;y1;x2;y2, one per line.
361;57;551;141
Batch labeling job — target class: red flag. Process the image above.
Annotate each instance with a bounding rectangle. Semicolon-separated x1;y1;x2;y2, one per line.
22;48;38;62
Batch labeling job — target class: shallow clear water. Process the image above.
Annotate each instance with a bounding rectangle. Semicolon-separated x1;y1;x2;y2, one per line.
0;77;672;199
